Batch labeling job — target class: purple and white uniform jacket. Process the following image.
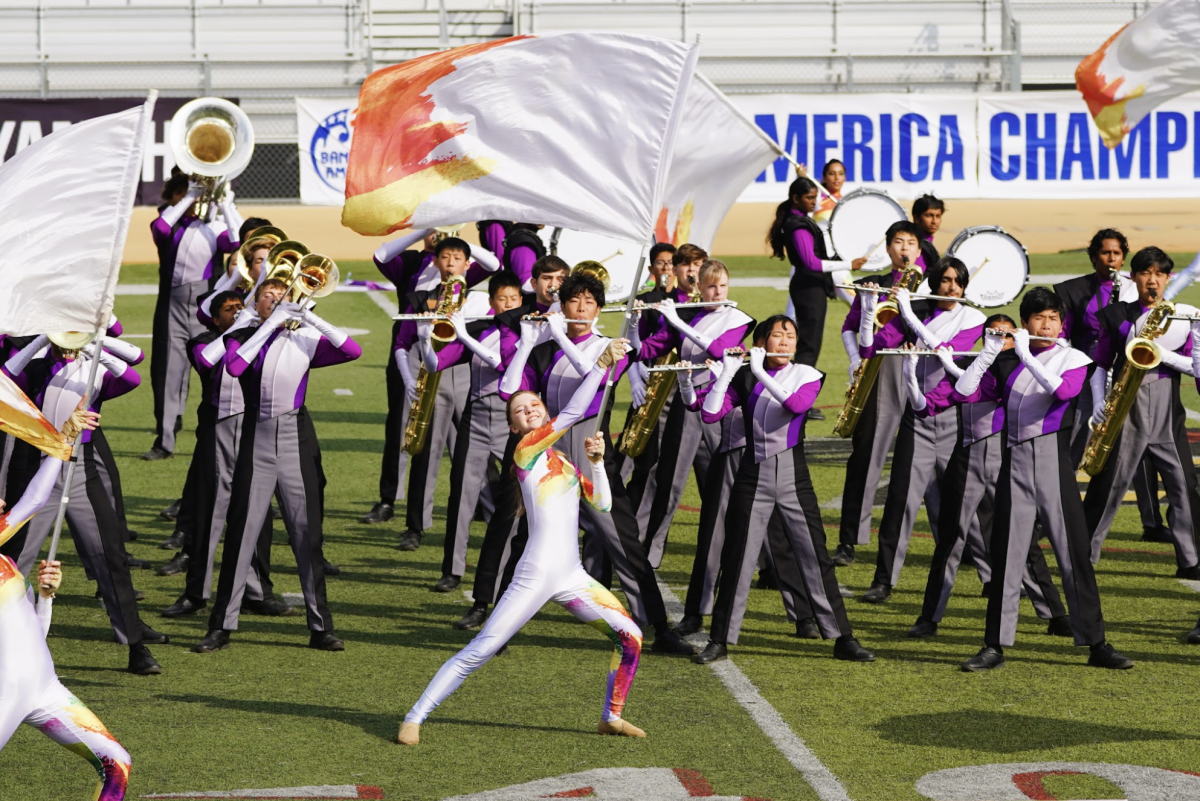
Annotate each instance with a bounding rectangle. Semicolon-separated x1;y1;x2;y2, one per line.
1094;300;1196;387
9;356;139;445
152;214;238;287
427;318;503;402
639;305;754;387
503;332;629;421
702;363;824;464
226;326;361;421
866;300;985;406
193;334;245;420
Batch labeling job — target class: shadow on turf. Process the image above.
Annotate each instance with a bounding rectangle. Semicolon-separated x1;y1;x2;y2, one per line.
874;709;1196;752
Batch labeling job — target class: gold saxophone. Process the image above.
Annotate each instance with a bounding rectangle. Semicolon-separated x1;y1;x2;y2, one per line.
832;263;922;439
618;280;700;457
1079;294;1173;475
402;275;467;455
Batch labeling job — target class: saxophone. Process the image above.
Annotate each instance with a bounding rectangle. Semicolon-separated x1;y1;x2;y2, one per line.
832;263;922;439
618;280;698;457
402;275;467;455
1079;293;1173;475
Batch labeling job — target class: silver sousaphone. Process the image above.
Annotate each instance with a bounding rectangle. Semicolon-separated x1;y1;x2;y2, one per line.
169;97;255;220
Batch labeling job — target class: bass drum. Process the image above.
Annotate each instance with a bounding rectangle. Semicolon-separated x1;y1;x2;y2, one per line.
539;227;644;303
828;187;907;272
945;226;1029;308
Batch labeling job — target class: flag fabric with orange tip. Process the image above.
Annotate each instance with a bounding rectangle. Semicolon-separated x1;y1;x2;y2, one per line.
342;33;699;243
0;370;74;462
654;74;781;249
1076;0;1200;148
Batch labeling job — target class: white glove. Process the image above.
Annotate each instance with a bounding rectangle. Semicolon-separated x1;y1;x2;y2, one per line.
1089;367;1108;428
415;317;434;345
1159;348;1194;376
858;291;877;349
234;300;299;365
897;289;941;348
159;185;203;227
903;352;926;411
750;347;797;406
94;347;127;377
1011;329;1033;361
677;364;696;406
303;309;349;348
451;313;502;372
842;330;861;381
546;313;593;375
954;333;1004;397
1192;321;1200;377
629;362;648;408
546;312;569;343
1014;334;1062;395
374;228;431;264
518;318;550;350
748;346;767;376
702;351;741;417
219;196;244;243
935;346;964;380
471;247;500;273
659;299;715;353
99;337;143;365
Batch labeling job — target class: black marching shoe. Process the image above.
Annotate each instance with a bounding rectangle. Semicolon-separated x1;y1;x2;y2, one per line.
833;636;875;662
398;530;422;551
756;567;778;590
322;558;341;576
692;641;727;665
832;544;855;567
1046;615;1073;637
359;502;395;524
125;529;140;542
907;617;938;638
1088;642;1134;670
673;614;703;637
1175;564;1200;580
162;595;205;618
794;618;820;639
139;624;170;645
651;627;696;656
159;529;186;550
1186;618;1200;645
432;575;461;593
961;645;1005;672
309;631;345;651
1143;525;1173;543
242;597;294;616
807;407;826;421
456;605;488;630
862;582;891;604
156;551;189;577
160;498;182;521
142;447;172;462
128;644;162;675
194;629;232;653
125;553;151;570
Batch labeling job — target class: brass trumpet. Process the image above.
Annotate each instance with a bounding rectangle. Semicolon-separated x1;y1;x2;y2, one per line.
432;223;465;244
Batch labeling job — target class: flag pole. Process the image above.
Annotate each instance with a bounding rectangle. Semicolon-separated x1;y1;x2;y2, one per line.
44;329;106;564
591;243;649;439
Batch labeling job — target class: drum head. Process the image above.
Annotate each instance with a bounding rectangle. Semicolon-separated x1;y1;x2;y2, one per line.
947;227;1029;308
540;228;644;303
828;188;907;272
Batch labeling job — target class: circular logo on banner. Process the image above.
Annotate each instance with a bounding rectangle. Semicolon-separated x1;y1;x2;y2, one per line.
309;108;352;193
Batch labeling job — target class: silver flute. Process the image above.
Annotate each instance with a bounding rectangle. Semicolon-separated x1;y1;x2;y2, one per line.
645;352;793;372
833;285;979;306
874;348;977;357
984;328;1060;343
602;300;739;312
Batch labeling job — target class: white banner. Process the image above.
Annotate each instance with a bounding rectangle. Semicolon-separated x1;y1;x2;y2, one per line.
297;97;355;206
732;93;980;203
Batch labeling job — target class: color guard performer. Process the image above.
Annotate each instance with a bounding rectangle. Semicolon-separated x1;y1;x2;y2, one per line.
812;159;844;223
917;287;1133;671
690;318;875;665
1083;247;1200;578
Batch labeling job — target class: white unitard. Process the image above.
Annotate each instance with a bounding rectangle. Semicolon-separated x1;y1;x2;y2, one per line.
406;364;643;726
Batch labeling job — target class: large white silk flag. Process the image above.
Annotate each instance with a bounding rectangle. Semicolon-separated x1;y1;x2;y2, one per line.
656;74;781;250
1076;0;1200;147
0;95;155;335
342;33;699;243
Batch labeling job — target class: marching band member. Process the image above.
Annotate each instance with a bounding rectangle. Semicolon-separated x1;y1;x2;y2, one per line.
1;335;165;674
399;340;645;746
919;287;1132;671
861;258;985;602
196;277;361;653
0;406;132;800
454;256;569;631
145;169;244;461
417;271;523;593
635;258;754;566
911;194;944;269
161;290;286;619
1056;230;1166;541
502;223;547;294
499;273;694;655
833;220;925;566
904;316;1070;639
196;222;273;327
812;159;844;222
477;220;511;263
1083;247;1200;577
691;317;875;665
770;177;866;391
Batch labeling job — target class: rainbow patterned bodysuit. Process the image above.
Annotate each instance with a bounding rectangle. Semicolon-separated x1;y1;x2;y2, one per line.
0;457;131;800
406;364;642;727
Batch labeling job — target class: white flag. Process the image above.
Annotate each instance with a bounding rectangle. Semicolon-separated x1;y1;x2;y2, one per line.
343;34;699;244
0;95;154;336
656;74;781;250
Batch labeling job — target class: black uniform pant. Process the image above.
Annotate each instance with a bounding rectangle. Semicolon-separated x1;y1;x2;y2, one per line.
789;282;827;368
468;432;528;607
378;321;410;504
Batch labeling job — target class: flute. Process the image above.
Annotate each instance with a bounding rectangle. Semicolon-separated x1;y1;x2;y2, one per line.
1167;314;1200;321
833;285;980;307
984;328;1060;343
519;314;595;324
601;300;739;312
874;348;978;357
392;314;495;322
645;353;793;372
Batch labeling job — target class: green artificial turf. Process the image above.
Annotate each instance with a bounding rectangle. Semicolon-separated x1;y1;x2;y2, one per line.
2;259;1199;800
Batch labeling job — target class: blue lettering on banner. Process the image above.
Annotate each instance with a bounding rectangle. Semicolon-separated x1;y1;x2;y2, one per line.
1156;110;1186;178
813;114;838;175
934;116;964;180
899;113;929;182
843;115;873;181
989;112;1020;181
309;108;352;193
880;113;894;181
1025;113;1056;180
1061;113;1094;180
1098;116;1151;180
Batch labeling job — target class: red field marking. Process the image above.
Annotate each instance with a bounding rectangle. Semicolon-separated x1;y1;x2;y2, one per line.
543;789;594;798
1012;770;1084;800
672;769;714;796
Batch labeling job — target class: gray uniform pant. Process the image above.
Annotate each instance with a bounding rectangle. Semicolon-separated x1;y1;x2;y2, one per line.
151;280;208;453
711;446;851;645
839;357;907;547
209;408;332;632
919;433;1066;624
442;393;508;579
404;363;467;533
873;408;956;587
987;432;1106;648
1084;378;1200;569
14;447;144;646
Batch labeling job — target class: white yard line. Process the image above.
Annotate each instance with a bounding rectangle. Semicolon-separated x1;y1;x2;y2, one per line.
364;290;399;318
655;579;852;801
1185;409;1200;424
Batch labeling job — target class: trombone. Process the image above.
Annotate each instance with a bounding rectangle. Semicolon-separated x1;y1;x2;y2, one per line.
835;285;981;307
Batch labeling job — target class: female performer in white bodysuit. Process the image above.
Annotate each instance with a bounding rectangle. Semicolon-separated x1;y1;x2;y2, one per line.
399;339;645;745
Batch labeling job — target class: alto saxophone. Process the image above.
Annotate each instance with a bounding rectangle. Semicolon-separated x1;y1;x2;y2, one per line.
402;275;467;455
1079;294;1173;475
832;263;922;438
